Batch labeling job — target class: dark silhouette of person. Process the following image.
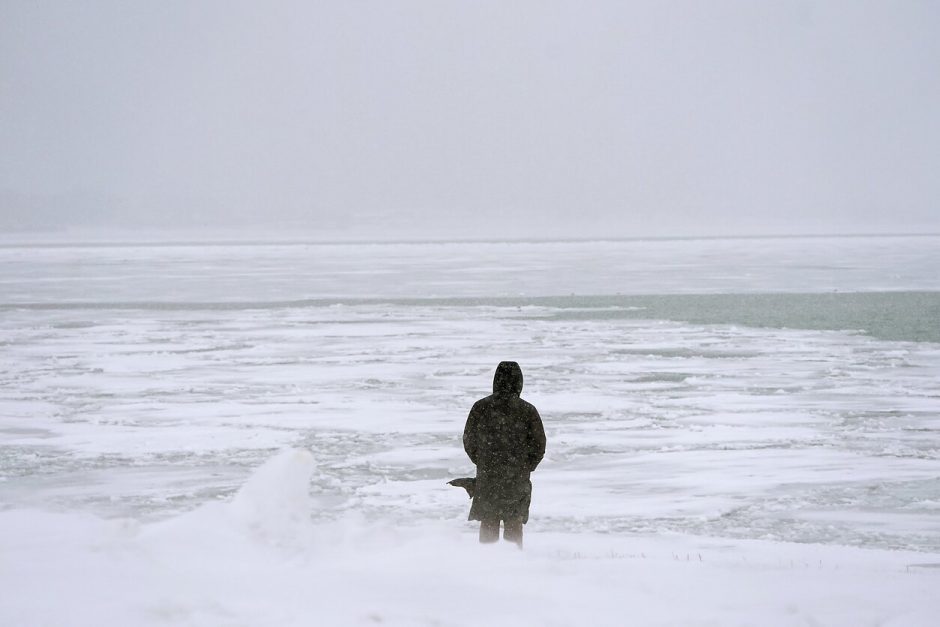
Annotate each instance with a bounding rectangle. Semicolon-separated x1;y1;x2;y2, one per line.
461;361;546;547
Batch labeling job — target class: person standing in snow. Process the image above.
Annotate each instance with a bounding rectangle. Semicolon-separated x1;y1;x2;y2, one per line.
462;361;546;547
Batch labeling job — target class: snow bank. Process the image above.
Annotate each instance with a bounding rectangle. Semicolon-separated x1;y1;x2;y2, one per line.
2;448;937;627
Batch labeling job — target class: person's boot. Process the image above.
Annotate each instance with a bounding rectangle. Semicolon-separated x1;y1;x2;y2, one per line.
503;520;523;548
479;518;500;543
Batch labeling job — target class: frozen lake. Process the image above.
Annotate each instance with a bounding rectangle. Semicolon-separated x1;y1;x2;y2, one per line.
1;235;939;625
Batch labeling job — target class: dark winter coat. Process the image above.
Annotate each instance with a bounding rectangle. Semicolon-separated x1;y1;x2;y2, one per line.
462;362;546;524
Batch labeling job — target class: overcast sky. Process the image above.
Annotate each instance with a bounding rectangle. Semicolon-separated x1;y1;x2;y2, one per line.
1;1;938;239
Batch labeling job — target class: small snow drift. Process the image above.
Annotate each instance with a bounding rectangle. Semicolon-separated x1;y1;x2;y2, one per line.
227;448;315;545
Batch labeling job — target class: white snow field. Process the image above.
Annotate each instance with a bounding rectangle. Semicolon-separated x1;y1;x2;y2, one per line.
1;236;939;626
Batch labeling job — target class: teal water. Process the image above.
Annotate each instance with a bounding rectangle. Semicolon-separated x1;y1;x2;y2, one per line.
527;291;940;344
6;291;939;343
338;291;940;343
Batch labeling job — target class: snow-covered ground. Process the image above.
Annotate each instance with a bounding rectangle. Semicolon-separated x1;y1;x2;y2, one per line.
1;236;939;625
3;450;937;627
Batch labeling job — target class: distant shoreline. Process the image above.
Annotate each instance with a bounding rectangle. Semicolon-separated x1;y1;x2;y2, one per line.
1;232;939;249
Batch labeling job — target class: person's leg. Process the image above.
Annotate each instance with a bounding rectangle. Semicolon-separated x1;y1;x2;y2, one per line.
479;518;500;543
503;518;523;548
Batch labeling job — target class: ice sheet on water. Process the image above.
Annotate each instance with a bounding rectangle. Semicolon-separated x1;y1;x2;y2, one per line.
1;298;938;552
2;236;939;303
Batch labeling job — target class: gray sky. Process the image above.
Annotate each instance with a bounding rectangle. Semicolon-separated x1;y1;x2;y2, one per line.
1;1;938;239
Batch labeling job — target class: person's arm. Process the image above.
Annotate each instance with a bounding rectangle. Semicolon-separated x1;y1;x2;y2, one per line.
527;408;546;472
463;403;481;466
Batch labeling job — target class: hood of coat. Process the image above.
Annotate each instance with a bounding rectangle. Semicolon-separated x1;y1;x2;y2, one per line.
492;361;523;396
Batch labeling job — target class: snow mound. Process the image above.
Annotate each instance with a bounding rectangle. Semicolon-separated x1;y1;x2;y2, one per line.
140;447;317;556
228;447;315;545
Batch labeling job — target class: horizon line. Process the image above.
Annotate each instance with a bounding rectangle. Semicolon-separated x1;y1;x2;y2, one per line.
1;231;939;249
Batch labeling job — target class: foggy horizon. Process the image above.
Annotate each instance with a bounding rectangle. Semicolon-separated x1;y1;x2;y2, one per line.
2;1;938;240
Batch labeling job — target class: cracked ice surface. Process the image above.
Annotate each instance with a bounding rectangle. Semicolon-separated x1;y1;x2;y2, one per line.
1;300;939;551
